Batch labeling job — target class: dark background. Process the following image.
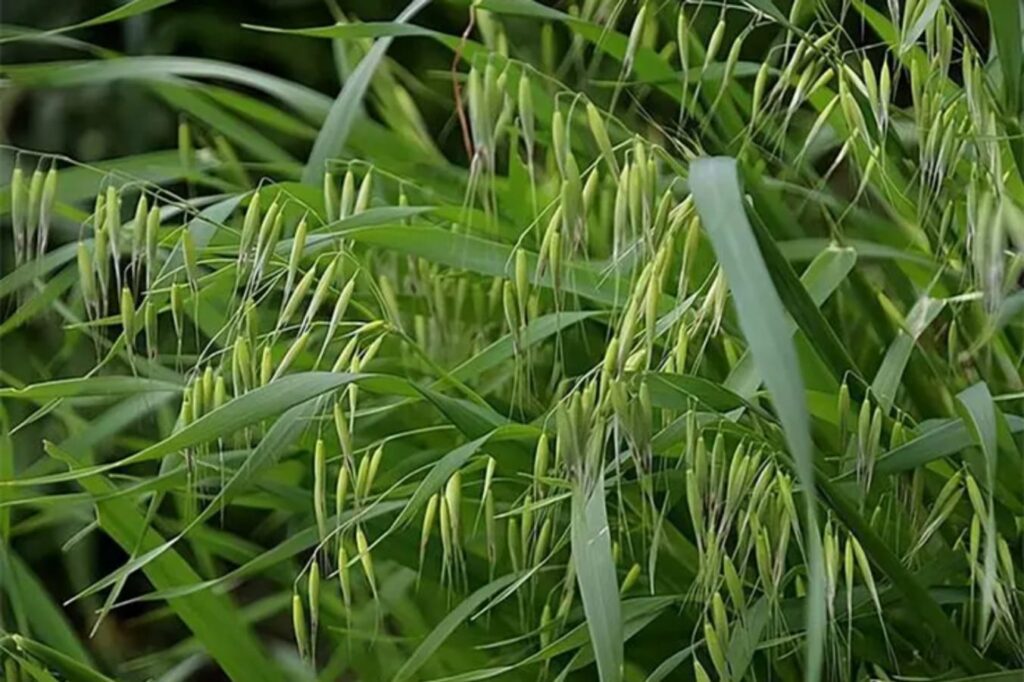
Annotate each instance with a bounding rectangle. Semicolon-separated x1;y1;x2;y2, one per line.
0;0;479;164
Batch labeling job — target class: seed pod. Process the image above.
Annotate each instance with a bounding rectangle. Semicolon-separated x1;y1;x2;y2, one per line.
170;282;186;339
260;346;273;386
539;602;553;648
323;172;338;224
366;445;384;494
292;592;309;661
273;330;310;380
439;495;452;559
548;228;562;291
868;406;882;459
178;119;193;173
284;215;309;302
354;169;373;214
360;334;385;368
120;288;136;344
857;398;871;458
686;469;704;537
11;167;25;263
257;209;284;275
198;368;213;412
850;535;880;609
704;622;728;679
144;298;158;358
965;474;986;519
693;660;712;682
704;20;726;72
534;206;561;277
722;555;745;610
279;265;318;330
314;439;328;541
354;452;370;501
331;334;360;373
337;544;352;608
533;434;550;489
502;280;518;336
755;527;773;590
482;456;496;502
582;168;600;214
644;275;660;351
131;194;148;264
26;168;44;254
304;255;339;330
602;337;620;388
484;489;496;564
94;215;110;302
255;197;280;254
181;230;200;290
337;170;356;220
445;470;462;543
518;75;534;153
824;523;838;603
77;242;95;310
711;592;729;645
333;402;354;463
968;513;981;575
586;101;618;174
322;274;357;362
620;563;641;593
213;375;226;410
355;527;376;593
507;517;521;571
36;163;56;253
308;561;321;635
624;3;647;73
932;471;964;518
837;383;850;446
421;493;439;562
532;518;552;565
514;248;529;316
239;193;260;262
145;206;160;287
335;462;350;525
997;537;1015;590
520;493;534;557
551;109;566;174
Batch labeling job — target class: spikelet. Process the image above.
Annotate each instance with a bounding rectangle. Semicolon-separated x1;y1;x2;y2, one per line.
313;439;327;542
354;169;373;214
278;266;317;331
11;167;25;265
273;331;310;380
77;243;96;314
308;561;321;658
507;517;521;571
292;592;309;661
283;215;308;303
25;168;44;258
120;288;136;347
144;298;158;358
620;563;641;593
355;526;377;596
323;172;338;223
420;493;439;568
337;544;352;610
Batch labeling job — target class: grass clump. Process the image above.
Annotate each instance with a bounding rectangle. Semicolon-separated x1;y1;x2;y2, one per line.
1;0;1023;680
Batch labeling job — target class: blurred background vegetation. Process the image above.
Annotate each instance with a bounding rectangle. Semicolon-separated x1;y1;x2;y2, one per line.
1;1;472;162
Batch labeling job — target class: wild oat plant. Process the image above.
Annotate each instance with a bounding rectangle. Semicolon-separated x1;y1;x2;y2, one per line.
1;0;1023;680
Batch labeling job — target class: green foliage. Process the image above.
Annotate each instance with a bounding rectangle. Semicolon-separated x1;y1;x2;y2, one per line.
2;1;1024;680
